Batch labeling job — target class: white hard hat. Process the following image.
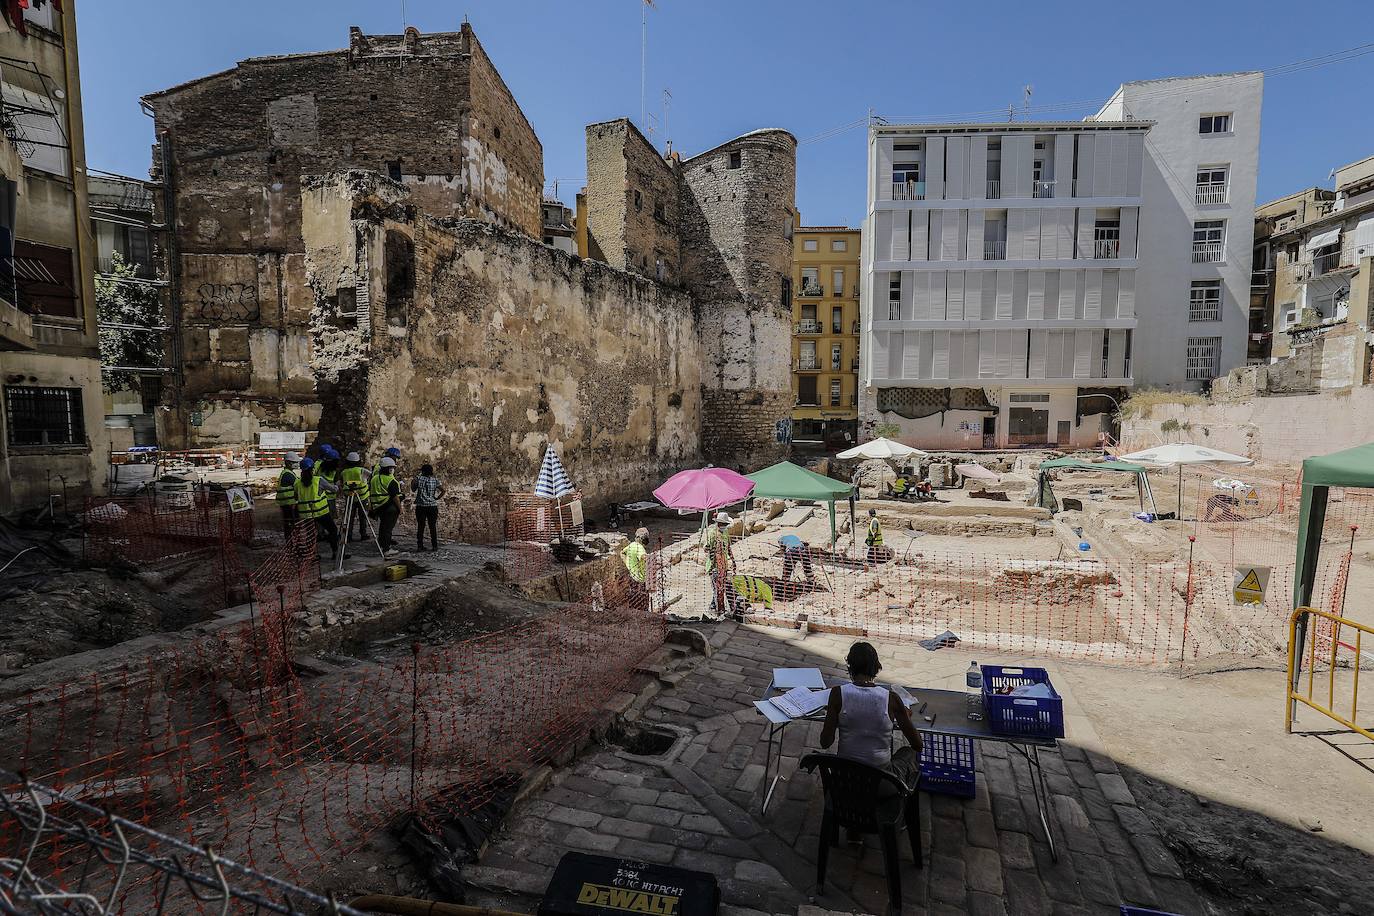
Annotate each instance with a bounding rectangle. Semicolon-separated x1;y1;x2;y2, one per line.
715;512;731;524
284;452;300;464
380;456;397;468
635;527;650;540
346;451;361;462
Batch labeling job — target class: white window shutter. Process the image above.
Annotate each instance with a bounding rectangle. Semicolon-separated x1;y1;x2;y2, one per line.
1006;210;1022;260
1053;136;1074;199
946;137;968;200
1059;271;1078;319
1024;210;1041;260
969;136;988;200
996;270;1013;319
871;331;888;380
967;210;985;261
903;330;921;378
1075;134;1095;198
1083;269;1103;319
1118;270;1135;318
1028;270;1045;319
1120;207;1138;259
926;136;945;200
933;331;950;379
947;272;965;321
1029;331;1047;378
964;271;983;321
876;211;893;260
888;331;905;379
979;330;996;378
910;271;928;320
910;211;928;261
1107;329;1126;378
964;332;980;381
1076;209;1095;260
929;272;947;321
1073;330;1093;378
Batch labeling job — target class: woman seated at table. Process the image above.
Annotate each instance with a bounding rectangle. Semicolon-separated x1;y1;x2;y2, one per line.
819;641;922;789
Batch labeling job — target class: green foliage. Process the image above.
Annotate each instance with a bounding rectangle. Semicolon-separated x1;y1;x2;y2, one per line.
873;422;901;439
96;253;164;393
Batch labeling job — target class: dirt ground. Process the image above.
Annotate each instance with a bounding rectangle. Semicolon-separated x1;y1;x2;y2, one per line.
1063;662;1374;915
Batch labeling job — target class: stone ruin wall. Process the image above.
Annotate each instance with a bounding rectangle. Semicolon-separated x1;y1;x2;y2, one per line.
678;130;797;467
302;173;703;519
145;25;543;448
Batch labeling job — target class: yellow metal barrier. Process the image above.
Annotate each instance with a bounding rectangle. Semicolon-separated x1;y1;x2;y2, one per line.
1286;606;1373;739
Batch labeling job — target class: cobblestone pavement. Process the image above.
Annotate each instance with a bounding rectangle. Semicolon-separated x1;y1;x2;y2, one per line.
469;622;1206;915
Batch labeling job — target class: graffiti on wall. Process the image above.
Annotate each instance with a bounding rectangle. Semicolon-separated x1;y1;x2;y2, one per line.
196;283;259;321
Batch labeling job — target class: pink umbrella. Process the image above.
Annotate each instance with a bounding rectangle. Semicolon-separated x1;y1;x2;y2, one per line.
654;467;755;511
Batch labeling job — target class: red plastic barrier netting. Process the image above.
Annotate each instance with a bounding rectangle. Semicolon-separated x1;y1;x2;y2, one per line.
84;492;256;565
0;556;662;892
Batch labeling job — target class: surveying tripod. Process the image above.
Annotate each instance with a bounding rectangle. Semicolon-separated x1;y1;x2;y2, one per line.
335;489;386;573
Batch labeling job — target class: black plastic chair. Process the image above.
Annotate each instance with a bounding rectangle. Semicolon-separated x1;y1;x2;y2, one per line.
800;753;922;909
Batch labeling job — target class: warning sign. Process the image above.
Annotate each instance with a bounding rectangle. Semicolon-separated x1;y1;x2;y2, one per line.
226;487;253;513
1233;565;1270;605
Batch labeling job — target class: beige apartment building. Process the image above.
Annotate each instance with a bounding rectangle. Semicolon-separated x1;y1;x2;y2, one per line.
791;226;860;448
0;0;105;513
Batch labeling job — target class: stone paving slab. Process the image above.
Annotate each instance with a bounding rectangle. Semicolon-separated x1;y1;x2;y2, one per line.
472;623;1204;915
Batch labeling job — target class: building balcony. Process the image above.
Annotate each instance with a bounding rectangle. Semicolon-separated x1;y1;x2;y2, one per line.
830;360;843;370
1251;269;1271;290
851;357;860;370
799;283;824;298
891;181;926;201
983;240;1006;260
1195;184;1228;206
1093;239;1120;259
1191;242;1224;264
0;295;36;351
831;323;843;334
986;180;1002;200
796;356;820;370
1032;180;1056;199
795;320;823;335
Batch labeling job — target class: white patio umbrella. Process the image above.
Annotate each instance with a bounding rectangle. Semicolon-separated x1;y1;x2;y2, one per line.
836;437;928;461
1118;443;1253;520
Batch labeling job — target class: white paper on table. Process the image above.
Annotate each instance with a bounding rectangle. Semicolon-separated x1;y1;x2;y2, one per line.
772;667;826;690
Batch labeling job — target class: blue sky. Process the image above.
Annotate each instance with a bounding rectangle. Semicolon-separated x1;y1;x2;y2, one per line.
79;1;1373;228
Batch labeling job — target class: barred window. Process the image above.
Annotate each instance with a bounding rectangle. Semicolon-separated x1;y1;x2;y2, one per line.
4;386;85;446
1189;280;1222;321
1186;337;1222;381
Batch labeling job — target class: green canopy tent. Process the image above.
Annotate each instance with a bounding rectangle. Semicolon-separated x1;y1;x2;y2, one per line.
746;461;856;546
1035;458;1158;515
1290;442;1374;711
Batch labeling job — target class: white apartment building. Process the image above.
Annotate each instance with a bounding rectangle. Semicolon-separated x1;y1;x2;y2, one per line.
860;73;1262;449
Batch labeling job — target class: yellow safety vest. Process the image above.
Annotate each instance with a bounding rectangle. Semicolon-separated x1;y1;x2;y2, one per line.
276;469;297;508
867;518;884;547
340;465;367;496
893;477;907;494
369;471;397;509
320;468;339;503
294;476;329;519
622;541;648;583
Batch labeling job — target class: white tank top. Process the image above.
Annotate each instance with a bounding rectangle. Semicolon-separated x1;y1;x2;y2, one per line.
837;683;892;766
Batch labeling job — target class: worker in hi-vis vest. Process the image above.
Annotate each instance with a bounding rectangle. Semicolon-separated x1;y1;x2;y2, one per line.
621;527;651;609
293;457;339;559
368;456;404;556
339;451;371;542
865;508;885;564
276;452;301;535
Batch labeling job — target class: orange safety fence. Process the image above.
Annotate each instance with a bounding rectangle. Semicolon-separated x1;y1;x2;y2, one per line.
0;542;663;896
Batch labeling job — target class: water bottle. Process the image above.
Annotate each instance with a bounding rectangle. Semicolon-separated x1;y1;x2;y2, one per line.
966;662;984;721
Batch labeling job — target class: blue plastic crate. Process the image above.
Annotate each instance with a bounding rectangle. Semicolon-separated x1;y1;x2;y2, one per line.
980;665;1065;739
918;732;976;798
1120;908;1181;916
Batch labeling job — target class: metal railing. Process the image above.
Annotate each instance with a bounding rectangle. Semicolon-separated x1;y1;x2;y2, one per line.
1032;180;1056;198
831;323;843;334
852;357;861;369
831;360;843;370
800;283;824;297
1191;241;1224;263
983;240;1006;260
986;179;1002;199
795;320;823;334
1286;607;1374;741
1195;183;1228;205
852;320;861;334
1094;239;1121;259
796;398;820;407
796;356;819;370
1251;269;1271;289
891;181;926;201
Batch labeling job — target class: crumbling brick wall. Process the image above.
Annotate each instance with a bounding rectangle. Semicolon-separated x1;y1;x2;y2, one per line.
144;24;542;448
303;172;702;515
583;119;681;282
679;130;797;466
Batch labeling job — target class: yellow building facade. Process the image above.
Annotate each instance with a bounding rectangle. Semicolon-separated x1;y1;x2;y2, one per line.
791;226;861;447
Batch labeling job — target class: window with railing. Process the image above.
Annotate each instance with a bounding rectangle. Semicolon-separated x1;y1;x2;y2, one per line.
1192;220;1225;263
984;239;1006;260
1186;336;1222;381
795;320;823;334
831;307;843;334
1093;220;1120;259
798;343;818;371
888;273;901;320
892;161;924;200
830;379;842;406
1195;167;1228;205
1032;180;1055;198
1189;280;1222;321
800;267;821;297
831;344;843;370
986;179;1002;199
832;268;844;297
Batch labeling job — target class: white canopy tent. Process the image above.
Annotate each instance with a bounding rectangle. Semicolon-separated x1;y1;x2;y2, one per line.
1118;443;1253;519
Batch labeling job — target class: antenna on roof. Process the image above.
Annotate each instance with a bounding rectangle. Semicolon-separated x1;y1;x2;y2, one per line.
662;88;672;152
400;0;407;30
641;1;657;131
1023;84;1033;115
1007;104;1015;123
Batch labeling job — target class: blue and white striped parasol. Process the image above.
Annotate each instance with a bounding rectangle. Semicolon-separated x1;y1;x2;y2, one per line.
534;445;574;499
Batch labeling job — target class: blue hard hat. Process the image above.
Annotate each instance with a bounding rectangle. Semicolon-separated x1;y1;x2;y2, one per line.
300;457;315;470
385;447;401;458
320;445;339;458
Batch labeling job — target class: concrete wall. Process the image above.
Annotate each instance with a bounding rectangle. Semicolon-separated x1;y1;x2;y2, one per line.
302;172;702;514
679;130;797;466
1117;73;1263;390
145;24;543;449
1121;387;1374;463
0;1;107;512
